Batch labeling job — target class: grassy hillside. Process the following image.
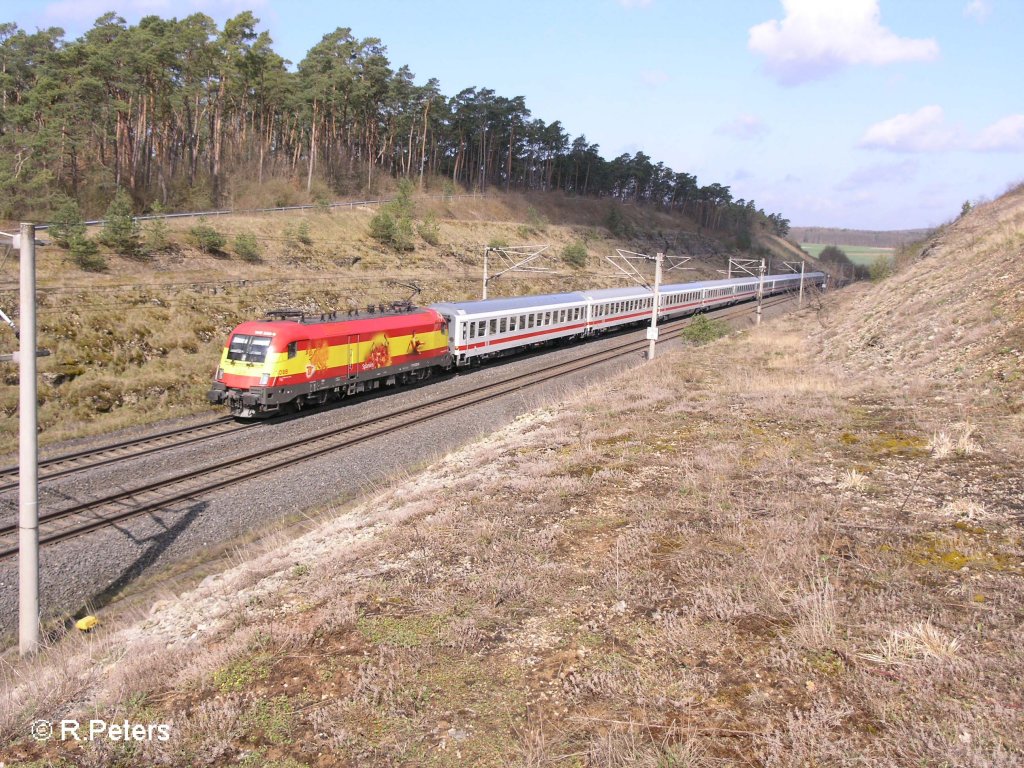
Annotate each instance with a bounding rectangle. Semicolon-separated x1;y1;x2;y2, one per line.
0;191;764;446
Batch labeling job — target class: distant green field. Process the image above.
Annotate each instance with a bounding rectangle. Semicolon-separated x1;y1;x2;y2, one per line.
799;243;894;266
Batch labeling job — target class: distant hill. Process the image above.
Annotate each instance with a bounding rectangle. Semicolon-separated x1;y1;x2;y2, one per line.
790;226;933;248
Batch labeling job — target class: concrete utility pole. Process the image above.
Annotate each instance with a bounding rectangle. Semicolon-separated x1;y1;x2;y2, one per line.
799;260;806;308
646;252;663;360
19;222;39;656
603;249;692;361
482;247;489;300
755;258;766;327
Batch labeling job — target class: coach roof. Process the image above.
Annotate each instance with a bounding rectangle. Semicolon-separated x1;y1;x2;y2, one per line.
431;291;589;316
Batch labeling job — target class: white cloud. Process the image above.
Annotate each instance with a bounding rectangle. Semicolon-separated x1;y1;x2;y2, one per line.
640;69;669;86
836;159;920;190
963;0;991;22
748;0;939;85
859;106;959;152
716;114;769;140
974;115;1024;151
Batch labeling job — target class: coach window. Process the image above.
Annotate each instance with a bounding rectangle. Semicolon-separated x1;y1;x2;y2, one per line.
469;323;477;339
489;319;497;335
499;318;507;333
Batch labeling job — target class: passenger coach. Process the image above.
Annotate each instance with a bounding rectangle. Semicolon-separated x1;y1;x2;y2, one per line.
431;292;589;367
430;272;824;366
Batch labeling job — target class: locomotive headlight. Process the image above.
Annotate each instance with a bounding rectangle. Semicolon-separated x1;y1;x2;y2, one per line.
259;373;269;386
215;367;223;381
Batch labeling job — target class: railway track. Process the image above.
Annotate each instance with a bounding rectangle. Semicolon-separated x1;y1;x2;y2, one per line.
0;295;794;560
0;417;254;494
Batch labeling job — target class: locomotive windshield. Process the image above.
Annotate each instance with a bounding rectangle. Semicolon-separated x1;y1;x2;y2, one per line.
227;334;272;363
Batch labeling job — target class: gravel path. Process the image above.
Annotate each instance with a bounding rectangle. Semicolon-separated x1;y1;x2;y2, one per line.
0;300;799;641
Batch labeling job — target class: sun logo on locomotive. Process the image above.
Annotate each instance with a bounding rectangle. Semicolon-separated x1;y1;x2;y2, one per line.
363;333;391;370
306;338;330;378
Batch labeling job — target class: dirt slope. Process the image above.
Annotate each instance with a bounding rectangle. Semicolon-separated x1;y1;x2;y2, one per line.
820;184;1024;408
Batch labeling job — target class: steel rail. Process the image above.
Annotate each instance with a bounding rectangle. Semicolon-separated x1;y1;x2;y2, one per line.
0;417;251;493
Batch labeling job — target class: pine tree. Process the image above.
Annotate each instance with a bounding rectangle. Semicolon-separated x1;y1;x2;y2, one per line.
99;189;141;257
49;197;86;249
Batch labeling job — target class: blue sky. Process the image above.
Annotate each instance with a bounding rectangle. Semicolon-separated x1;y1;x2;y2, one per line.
9;0;1024;230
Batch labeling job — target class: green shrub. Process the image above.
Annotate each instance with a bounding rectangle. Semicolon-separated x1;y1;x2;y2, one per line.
417;212;440;245
369;209;397;244
868;256;894;282
680;314;729;345
50;196;86;248
142;217;171;255
393;179;415;216
487;236;509;249
606;206;627;237
369;184;415;251
233;232;261;262
99;189;141;257
392;215;415;251
562;240;588;268
189;219;226;254
69;234;106;271
296;221;313;245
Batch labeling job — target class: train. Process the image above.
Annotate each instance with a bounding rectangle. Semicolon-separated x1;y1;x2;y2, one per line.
207;271;826;417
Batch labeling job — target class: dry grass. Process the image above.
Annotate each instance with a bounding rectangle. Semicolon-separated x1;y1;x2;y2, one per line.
4;204;1024;765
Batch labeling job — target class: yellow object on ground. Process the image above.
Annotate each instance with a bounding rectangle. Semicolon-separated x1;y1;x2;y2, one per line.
75;615;99;632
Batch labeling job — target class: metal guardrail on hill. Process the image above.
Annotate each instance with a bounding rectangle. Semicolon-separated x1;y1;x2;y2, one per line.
24;192;486;232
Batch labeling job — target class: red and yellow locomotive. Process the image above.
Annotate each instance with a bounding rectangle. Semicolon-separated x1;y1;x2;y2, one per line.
208;305;450;418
